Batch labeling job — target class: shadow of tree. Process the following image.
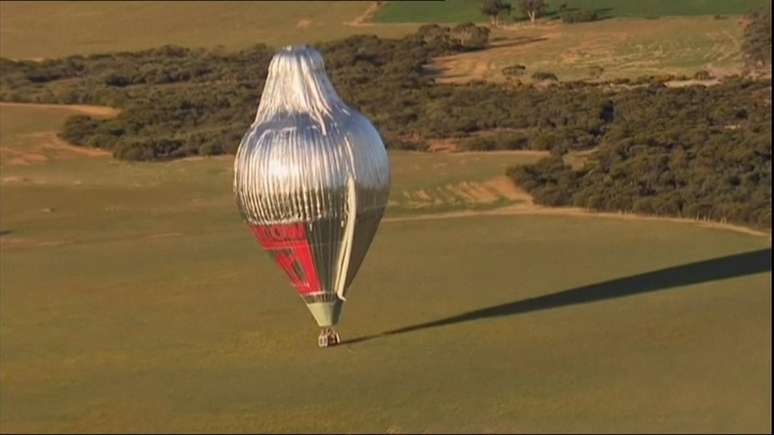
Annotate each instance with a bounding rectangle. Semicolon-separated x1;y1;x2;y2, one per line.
343;248;771;345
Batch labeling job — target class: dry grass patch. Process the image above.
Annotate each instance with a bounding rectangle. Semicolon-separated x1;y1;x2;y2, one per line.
430;17;746;84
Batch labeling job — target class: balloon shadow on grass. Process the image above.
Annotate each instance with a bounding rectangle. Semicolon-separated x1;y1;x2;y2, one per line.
343;248;771;345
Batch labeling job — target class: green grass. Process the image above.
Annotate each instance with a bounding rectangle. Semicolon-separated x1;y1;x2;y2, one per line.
0;1;418;59
374;0;768;23
375;0;492;24
1;104;771;432
557;0;767;17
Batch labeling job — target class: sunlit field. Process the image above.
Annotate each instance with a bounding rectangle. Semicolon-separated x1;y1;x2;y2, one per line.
1;103;770;433
0;1;417;59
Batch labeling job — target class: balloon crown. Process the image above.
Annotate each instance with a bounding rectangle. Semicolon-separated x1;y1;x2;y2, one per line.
255;45;346;130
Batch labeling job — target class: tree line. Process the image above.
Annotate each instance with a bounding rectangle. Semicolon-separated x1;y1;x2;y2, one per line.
506;4;772;228
509;79;771;228
481;0;602;25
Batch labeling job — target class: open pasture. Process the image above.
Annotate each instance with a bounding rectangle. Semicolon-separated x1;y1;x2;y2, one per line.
0;1;416;60
0;103;771;433
431;16;746;83
374;0;768;23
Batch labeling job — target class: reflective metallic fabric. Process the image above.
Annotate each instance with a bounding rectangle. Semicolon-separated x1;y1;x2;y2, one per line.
234;45;390;327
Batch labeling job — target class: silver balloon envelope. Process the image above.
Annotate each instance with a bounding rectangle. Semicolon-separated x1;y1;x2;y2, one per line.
233;45;390;339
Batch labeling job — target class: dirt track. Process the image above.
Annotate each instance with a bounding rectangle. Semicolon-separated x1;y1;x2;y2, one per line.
346;1;382;27
0;101;121;118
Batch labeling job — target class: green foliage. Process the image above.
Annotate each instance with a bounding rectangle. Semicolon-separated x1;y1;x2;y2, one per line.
1;27;770;227
693;70;714;80
375;0;770;23
518;0;548;22
531;71;559;81
742;5;772;68
480;0;512;25
502;64;527;76
2;27;498;159
414;23;491;53
510;79;772;227
561;9;600;23
507;156;579;205
3;44;276;160
463;132;530;150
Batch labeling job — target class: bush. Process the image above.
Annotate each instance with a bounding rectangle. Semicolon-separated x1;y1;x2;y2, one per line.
114;142;155;161
450;22;491;51
383;133;428;151
1;27;770;228
413;23;490;55
561;9;598;23
462;132;529;151
59;115;101;145
113;138;184;161
103;72;131;87
693;70;713;80
502;64;527;76
198;142;224;156
508;79;772;228
742;6;772;68
531;71;558;81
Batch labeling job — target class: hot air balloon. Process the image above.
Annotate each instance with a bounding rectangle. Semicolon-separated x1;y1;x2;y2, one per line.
233;45;390;348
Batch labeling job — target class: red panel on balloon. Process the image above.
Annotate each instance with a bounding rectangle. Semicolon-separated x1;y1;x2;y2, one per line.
249;223;321;294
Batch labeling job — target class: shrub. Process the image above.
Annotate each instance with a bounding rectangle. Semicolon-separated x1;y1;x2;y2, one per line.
199;142;224;156
508;79;772;228
561;9;598;23
462;132;529;150
1;27;770;228
114;142;155;161
693;70;713;80
103;72;131;87
741;6;772;68
531;71;558;81
502;64;527;76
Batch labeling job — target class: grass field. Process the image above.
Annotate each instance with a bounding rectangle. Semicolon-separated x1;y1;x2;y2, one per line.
0;1;757;85
431;16;746;83
0;1;417;59
1;103;771;433
374;0;769;23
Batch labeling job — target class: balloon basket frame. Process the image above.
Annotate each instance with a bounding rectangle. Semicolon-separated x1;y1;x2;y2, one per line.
318;328;341;348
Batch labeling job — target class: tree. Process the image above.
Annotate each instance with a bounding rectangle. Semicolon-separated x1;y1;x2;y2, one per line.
450;22;491;50
481;0;511;27
518;0;547;24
